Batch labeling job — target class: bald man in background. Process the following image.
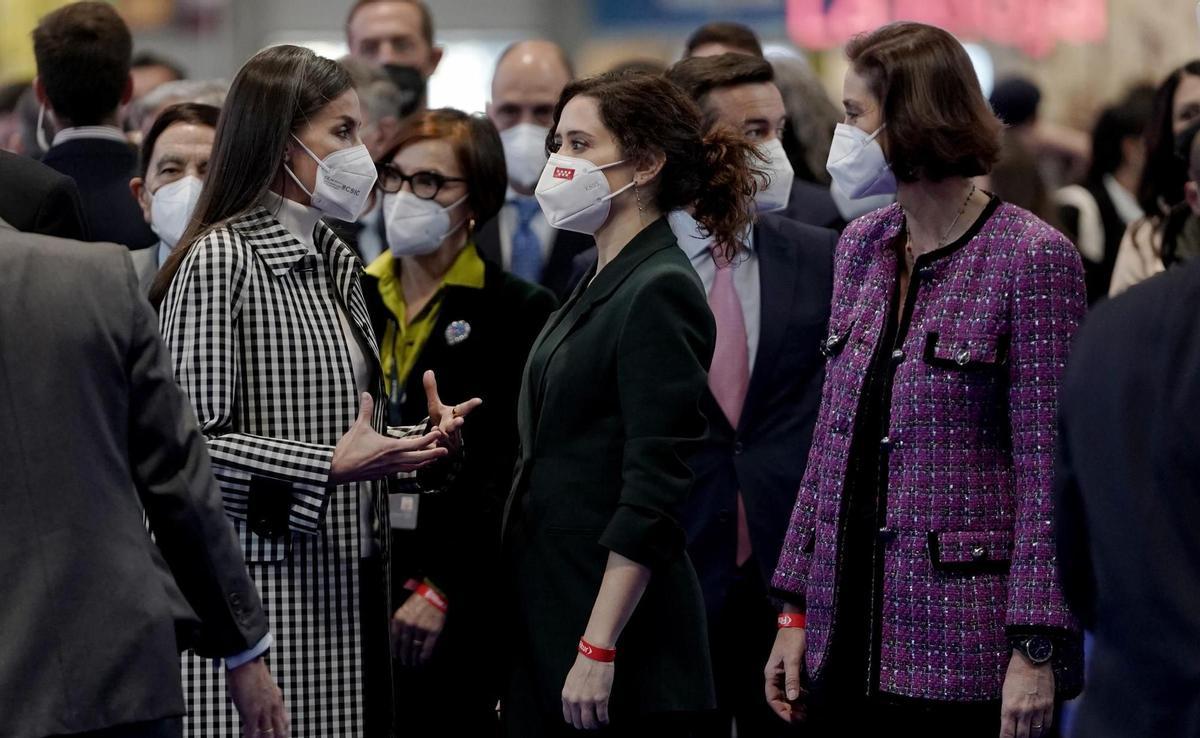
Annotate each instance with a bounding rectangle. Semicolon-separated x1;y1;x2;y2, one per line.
479;40;592;300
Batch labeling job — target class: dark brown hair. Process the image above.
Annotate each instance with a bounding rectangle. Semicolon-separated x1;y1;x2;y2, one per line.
684;22;763;58
32;1;132;126
375;108;507;225
666;53;774;130
139;102;220;178
346;0;434;47
845;22;1002;183
150;45;353;305
1137;60;1200;215
552;71;760;256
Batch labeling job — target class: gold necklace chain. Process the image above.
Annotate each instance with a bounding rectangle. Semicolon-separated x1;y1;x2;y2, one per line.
904;183;978;264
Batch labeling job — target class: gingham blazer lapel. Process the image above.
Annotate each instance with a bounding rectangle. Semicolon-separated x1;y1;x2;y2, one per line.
228;206;308;277
318;220;383;380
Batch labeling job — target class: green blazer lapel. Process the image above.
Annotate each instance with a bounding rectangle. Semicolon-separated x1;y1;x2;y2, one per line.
523;217;676;447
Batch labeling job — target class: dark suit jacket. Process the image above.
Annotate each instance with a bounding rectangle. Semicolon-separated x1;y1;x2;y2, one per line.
681;214;836;621
1055;260;1200;738
41;137;157;249
502;217;717;722
0;149;88;240
476;212;595;301
782;178;845;232
0;222;267;737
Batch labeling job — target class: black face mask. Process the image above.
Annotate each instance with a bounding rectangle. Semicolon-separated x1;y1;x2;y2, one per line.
381;64;427;118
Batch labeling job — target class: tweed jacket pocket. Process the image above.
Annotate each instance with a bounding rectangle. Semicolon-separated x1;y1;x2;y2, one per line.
923;331;1011;370
927;530;1013;574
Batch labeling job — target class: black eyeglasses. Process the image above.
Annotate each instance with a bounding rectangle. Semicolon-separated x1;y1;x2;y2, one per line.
376;164;466;199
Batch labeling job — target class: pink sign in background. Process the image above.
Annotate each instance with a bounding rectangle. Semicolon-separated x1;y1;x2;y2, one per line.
787;0;1108;57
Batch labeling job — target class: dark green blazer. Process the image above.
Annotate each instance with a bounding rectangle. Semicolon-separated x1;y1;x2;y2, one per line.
502;217;718;721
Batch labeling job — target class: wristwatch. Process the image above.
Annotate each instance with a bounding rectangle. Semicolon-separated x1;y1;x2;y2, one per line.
1012;635;1054;665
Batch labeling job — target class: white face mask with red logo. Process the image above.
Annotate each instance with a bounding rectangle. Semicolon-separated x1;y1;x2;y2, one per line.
534;152;634;235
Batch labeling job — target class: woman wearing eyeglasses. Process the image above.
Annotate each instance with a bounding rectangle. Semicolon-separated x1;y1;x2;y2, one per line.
360;108;559;735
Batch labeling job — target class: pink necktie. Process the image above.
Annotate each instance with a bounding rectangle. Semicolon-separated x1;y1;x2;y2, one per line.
707;251;752;566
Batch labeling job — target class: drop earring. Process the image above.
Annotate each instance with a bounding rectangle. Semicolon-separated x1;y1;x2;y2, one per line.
634;181;646;224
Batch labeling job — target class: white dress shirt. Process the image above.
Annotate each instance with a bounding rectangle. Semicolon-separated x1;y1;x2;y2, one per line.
668;210;760;375
498;185;555;270
1103;174;1144;226
51;124;129;147
262;190;377;557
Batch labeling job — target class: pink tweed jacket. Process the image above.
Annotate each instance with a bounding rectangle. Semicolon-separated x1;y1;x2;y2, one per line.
772;200;1085;701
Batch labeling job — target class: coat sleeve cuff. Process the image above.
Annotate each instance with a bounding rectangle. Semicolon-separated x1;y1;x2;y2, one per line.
598;505;685;570
224;632;273;670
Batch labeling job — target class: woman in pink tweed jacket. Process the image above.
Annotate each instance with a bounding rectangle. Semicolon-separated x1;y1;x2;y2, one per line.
764;23;1086;738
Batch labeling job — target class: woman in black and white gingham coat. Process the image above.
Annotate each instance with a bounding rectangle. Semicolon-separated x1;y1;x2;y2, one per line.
153;46;477;737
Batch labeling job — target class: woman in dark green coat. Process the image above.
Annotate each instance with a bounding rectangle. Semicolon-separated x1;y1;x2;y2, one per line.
501;71;763;737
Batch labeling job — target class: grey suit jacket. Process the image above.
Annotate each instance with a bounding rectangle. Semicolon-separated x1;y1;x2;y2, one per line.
0;219;268;737
130;242;160;295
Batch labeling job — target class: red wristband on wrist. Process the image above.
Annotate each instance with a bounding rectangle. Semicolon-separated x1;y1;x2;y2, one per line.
577;638;617;663
415;583;448;614
777;612;806;629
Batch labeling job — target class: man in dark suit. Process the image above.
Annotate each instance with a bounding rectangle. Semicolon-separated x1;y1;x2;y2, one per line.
1055;262;1200;731
666;53;836;738
32;2;157;250
481;40;592;300
0;149;87;239
0;216;286;737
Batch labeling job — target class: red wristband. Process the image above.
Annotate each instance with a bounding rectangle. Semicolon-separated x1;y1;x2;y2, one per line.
577;638;617;663
415;583;448;614
777;612;806;629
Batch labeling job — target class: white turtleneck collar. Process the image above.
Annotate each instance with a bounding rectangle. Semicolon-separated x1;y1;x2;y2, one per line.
260;188;323;254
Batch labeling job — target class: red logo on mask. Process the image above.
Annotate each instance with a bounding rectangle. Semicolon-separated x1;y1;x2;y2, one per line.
553;167;575;180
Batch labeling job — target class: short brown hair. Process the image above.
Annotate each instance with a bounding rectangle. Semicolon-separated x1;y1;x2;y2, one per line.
846;22;1001;183
32;1;132;126
347;0;434;47
375;108;507;225
684;22;763;58
666;53;774;130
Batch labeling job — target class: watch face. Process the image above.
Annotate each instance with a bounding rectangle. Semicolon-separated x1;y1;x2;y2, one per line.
1026;636;1054;664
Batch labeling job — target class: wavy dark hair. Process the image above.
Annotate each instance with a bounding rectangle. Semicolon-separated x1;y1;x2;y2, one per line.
1136;60;1200;216
549;70;761;257
150;45;353;305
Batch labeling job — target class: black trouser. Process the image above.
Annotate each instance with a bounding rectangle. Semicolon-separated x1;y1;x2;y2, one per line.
51;719;182;738
361;555;396;738
697;559;803;738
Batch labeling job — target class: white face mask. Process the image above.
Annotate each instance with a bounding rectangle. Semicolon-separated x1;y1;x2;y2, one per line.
285;135;378;222
500;123;550;191
754;138;795;213
149;175;204;249
534;152;634;235
384;191;468;257
826;123;897;199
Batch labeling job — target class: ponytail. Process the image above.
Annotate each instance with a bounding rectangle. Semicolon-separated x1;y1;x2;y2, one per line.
693;126;763;261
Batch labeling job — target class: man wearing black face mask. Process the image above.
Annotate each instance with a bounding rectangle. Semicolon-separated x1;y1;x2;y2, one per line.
345;0;441;117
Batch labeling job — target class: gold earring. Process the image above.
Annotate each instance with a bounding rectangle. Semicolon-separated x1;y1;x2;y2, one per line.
634;182;646;215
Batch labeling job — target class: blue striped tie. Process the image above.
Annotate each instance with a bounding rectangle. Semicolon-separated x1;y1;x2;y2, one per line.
510;196;544;283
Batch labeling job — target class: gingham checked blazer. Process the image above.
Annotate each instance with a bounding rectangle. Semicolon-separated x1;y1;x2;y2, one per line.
160;205;418;737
